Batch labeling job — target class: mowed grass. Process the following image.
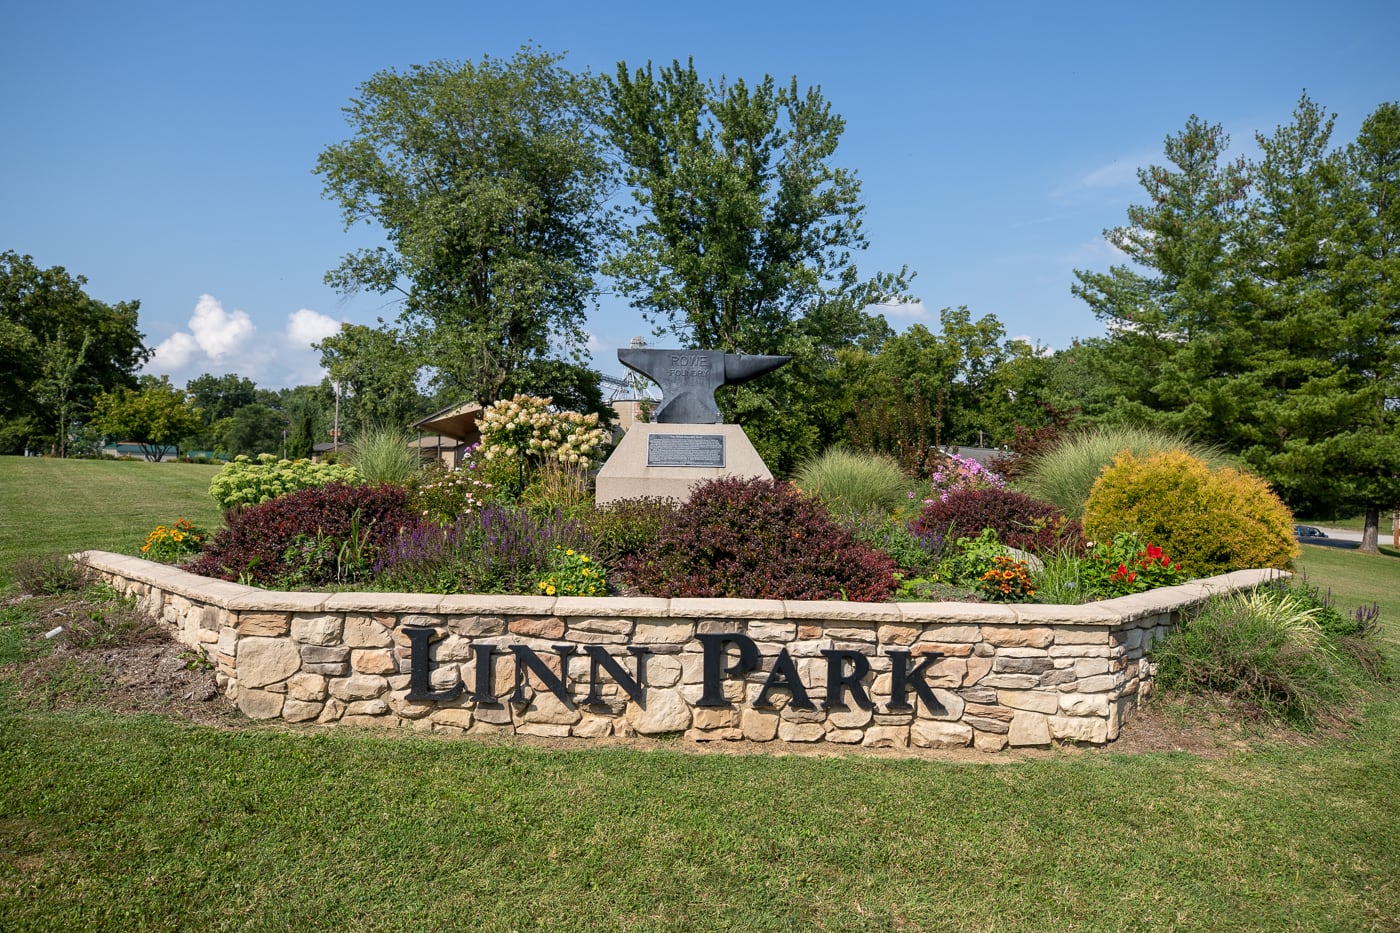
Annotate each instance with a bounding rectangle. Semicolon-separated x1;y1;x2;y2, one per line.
0;458;222;585
1;458;1398;930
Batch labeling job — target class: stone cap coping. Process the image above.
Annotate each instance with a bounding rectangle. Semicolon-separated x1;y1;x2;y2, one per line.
73;551;1286;628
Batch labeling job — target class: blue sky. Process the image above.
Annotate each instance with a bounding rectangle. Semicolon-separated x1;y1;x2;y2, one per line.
4;0;1398;390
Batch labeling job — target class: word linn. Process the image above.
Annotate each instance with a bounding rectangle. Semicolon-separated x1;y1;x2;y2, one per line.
404;628;946;716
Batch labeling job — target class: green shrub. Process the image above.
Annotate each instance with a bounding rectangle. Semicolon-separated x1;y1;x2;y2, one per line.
793;447;912;517
407;462;495;526
536;546;608;597
1082;450;1298;577
347;425;420;485
1154;586;1368;729
584;497;677;566
208;453;361;511
1018;425;1233;519
840;511;950;576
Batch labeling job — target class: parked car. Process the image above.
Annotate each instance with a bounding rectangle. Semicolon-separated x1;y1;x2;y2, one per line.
1293;525;1359;549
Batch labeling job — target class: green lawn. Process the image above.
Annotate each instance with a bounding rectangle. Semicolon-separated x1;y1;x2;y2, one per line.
0;457;222;585
1;458;1398;930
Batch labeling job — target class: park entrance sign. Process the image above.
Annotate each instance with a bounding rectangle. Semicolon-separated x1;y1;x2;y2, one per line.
77;550;1284;752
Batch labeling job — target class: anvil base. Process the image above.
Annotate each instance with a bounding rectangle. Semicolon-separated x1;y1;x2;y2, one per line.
594;423;773;507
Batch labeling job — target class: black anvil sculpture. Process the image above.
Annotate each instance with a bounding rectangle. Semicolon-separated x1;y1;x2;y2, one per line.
617;348;790;424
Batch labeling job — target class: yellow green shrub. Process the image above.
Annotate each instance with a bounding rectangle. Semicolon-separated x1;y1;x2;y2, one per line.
1082;449;1299;577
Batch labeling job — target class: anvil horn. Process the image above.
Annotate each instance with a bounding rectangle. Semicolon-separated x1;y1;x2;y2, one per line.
723;354;791;385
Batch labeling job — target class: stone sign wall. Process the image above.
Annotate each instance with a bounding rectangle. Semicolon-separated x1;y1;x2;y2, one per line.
76;551;1282;752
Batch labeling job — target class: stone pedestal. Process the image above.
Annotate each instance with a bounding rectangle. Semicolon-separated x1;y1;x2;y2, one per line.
595;423;771;506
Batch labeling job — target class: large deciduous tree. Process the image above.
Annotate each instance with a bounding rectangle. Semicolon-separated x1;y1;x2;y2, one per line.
93;376;201;462
314;48;615;406
0;251;149;455
603;59;909;471
314;323;426;432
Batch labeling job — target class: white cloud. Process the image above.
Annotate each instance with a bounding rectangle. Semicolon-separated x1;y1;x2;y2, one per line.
866;299;930;321
145;295;345;389
150;331;201;370
188;294;255;359
286;308;341;346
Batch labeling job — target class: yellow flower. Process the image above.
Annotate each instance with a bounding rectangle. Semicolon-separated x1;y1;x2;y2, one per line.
565;549;575;557
546;584;557;596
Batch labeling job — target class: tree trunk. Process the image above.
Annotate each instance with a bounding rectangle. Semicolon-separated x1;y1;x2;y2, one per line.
1360;504;1381;554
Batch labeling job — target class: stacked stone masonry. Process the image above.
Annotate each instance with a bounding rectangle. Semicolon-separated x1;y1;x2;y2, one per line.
76;551;1283;752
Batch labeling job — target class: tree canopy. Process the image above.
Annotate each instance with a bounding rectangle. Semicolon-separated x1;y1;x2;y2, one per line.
314;47;616;406
603;59;909;469
1073;95;1400;548
0;251;149;455
93;376;201;462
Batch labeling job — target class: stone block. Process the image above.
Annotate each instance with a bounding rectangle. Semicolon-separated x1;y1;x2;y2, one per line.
431;708;474;729
237;687;284;720
688;707;734;730
919;689;965;721
282;699;323;722
625;688;691;734
1059;693;1111;717
520;692;582;726
862;725;908;748
1075;674;1120;694
510;617;566;639
634;621;694;643
826;705;873;730
964;702;1014;722
964;715;1009;734
1007;711;1051;746
572;715;613;738
300;645;351;664
518;722;573;738
992;657;1055;675
964;656;993;685
286;672;328;702
291;613;343;646
236;612;290;636
1074;658;1111;678
974;730;1009;753
778;720;826;742
352;649;399;675
741;707;779;741
569;617;634;636
998;689;1060;714
747;620;797;641
645;654;683;689
877;623;920;646
982;626;1053;648
1054;627;1111;645
911;720;973;749
825;728;865;744
1049;715;1109;744
1038;670;1077;687
237;637;301;688
980;674;1039;689
327;673;388;702
473;703;513;725
912;641;973;658
343;614;396;646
